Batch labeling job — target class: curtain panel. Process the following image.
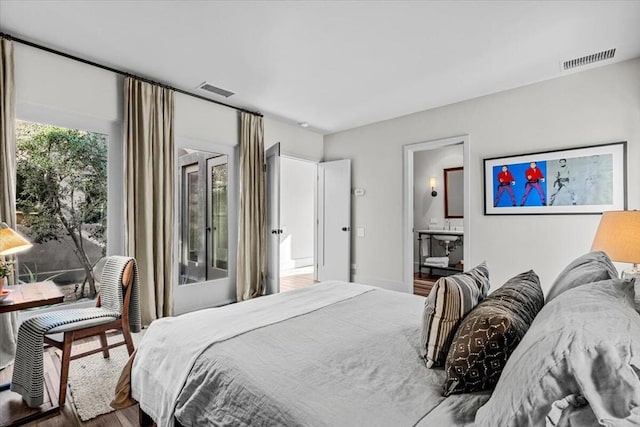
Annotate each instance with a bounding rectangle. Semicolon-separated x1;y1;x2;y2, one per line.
0;37;19;369
124;77;174;325
236;112;266;301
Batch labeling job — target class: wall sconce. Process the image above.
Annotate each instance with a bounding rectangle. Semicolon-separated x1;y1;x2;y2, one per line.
429;177;437;197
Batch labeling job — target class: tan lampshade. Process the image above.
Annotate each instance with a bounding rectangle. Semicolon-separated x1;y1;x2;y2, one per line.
0;223;33;256
591;211;640;264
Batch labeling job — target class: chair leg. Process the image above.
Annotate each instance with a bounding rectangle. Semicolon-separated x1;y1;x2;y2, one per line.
122;326;135;356
59;333;73;407
99;332;110;359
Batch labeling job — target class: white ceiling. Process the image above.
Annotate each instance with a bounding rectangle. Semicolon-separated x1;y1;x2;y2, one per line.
1;1;639;134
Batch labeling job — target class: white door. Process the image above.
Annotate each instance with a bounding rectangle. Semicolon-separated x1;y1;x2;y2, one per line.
317;159;351;282
265;143;281;295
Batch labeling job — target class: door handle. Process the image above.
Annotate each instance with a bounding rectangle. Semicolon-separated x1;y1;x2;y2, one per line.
271;230;278;234
341;227;350;232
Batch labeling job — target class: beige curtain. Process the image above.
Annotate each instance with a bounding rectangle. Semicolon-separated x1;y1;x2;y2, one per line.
0;37;19;369
236;112;266;301
124;77;174;325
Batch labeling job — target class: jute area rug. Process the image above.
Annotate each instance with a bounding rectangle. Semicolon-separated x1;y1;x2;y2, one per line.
55;331;144;421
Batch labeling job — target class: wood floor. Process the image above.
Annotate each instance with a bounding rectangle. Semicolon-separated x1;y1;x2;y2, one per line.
280;270;436;297
0;341;138;427
280;272;318;292
414;272;438;297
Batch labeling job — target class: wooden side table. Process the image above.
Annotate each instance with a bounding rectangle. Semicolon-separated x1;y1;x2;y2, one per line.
0;281;64;426
0;281;65;313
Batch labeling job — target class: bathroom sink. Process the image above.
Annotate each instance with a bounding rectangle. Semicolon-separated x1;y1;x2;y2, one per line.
432;234;461;242
425;228;464;237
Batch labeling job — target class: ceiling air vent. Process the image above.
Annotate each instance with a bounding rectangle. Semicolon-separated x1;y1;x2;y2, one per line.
563;48;616;70
197;82;234;98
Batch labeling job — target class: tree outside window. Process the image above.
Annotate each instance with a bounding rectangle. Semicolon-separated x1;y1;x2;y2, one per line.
16;121;107;301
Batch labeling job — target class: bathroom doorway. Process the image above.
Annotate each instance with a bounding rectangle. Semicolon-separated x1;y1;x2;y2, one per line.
403;136;470;296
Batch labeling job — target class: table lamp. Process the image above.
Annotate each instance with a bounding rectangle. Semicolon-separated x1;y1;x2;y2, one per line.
0;222;33;256
591;210;640;279
0;222;33;289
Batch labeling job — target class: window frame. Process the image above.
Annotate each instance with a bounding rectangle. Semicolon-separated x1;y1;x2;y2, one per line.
15;103;123;312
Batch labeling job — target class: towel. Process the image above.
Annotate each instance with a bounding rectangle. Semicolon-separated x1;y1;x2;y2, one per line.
424;257;449;267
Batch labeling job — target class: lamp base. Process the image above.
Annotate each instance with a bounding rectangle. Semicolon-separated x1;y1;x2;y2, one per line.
621;263;640;280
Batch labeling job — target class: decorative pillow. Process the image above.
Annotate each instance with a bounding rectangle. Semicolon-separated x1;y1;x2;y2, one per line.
443;270;543;395
474;278;640;427
420;262;490;368
545;251;617;302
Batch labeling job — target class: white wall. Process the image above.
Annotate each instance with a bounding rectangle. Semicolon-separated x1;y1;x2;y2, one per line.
264;118;324;161
413;145;463;264
12;43;324;314
324;58;640;294
280;157;316;270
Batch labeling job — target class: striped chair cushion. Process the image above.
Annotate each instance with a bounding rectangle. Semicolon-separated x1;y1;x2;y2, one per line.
443;270;544;395
420;262;490;368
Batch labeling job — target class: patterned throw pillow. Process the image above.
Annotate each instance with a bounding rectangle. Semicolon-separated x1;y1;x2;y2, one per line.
443;270;544;395
420;262;490;368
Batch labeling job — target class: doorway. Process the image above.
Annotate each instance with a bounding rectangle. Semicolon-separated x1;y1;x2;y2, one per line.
403;135;470;296
278;156;318;292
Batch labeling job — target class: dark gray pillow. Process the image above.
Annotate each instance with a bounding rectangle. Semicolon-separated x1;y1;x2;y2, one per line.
546;251;618;302
443;270;544;395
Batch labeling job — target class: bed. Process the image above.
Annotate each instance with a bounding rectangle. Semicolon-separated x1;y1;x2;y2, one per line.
127;253;640;427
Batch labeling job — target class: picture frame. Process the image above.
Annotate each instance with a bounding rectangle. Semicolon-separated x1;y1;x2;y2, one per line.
484;141;627;215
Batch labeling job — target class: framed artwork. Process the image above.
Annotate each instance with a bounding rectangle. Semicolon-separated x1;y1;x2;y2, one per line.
484;141;627;215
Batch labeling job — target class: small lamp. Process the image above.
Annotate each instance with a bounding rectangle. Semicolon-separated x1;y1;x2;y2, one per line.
0;222;33;288
591;210;640;278
429;177;437;197
0;223;33;255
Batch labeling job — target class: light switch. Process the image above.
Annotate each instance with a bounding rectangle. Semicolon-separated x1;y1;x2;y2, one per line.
357;227;365;237
354;188;365;196
430;218;438;224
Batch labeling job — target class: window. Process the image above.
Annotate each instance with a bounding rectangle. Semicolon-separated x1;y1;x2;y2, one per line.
179;149;229;284
15;120;108;303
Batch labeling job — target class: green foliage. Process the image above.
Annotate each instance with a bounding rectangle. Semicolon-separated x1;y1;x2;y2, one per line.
16;122;107;243
0;262;10;279
16;121;107;297
20;263;66;284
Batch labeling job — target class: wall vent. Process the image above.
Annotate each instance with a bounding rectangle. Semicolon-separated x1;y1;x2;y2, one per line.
563;48;616;70
197;82;234;97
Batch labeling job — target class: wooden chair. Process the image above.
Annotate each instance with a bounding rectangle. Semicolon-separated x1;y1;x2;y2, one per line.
43;258;136;407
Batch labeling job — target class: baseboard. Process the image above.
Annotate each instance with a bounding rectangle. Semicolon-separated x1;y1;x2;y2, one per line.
351;274;411;294
294;257;313;268
280;257;314;271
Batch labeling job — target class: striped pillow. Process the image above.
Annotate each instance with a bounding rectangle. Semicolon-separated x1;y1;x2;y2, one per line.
420;262;490;368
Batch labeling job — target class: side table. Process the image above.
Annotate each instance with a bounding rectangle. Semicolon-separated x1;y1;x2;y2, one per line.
0;281;64;426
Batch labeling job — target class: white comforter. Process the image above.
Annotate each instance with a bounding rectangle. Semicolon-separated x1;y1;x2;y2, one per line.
132;281;375;427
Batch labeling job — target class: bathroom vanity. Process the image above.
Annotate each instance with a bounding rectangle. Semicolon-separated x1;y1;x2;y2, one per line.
416;229;464;276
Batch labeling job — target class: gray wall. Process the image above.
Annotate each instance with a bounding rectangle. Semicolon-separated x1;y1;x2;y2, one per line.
324;58;640;294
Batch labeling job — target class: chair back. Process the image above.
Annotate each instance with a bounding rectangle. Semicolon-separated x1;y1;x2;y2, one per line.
99;256;135;315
